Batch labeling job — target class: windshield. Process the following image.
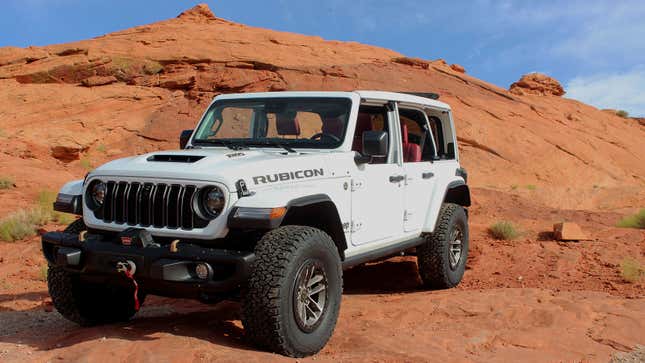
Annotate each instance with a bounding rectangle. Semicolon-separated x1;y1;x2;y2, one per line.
192;97;352;149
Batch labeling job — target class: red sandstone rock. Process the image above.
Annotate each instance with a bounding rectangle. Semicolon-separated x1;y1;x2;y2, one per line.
509;73;565;96
450;63;466;73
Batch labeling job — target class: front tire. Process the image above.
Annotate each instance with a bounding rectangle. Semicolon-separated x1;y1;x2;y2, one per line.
241;226;342;357
47;219;144;326
417;203;469;289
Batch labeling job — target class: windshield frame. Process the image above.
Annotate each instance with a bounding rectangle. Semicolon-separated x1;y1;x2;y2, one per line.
191;96;353;150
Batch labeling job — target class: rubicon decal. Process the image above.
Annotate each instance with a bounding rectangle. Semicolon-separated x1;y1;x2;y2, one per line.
253;168;324;185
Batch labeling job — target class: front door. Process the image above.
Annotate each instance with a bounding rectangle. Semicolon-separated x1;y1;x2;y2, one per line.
350;104;405;245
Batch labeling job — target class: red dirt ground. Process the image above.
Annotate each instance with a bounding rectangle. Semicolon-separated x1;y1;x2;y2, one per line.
0;4;643;362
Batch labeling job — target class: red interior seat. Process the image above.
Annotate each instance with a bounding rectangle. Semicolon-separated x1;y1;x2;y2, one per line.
401;124;421;162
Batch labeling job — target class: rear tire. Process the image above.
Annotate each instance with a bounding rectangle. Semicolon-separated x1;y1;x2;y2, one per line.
417;203;469;289
47;218;144;326
241;226;342;357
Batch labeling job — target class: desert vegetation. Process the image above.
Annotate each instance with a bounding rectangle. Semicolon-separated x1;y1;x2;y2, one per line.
615;110;629;118
488;221;521;240
620;258;644;283
80;158;93;171
0;176;14;189
616;208;645;229
0;190;75;242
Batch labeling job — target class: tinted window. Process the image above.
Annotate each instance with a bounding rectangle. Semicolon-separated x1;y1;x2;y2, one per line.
399;108;436;162
193;98;352;149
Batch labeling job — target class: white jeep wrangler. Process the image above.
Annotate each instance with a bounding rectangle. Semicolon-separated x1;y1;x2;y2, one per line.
43;91;470;357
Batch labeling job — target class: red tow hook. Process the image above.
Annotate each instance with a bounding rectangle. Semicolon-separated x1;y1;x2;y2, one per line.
116;260;140;312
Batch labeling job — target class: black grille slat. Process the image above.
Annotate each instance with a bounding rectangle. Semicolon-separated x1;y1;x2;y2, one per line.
153;184;167;228
126;183;140;225
103;181;115;222
139;183;153;226
114;182;126;224
177;186;186;229
112;182;120;223
94;181;204;230
181;186;196;229
162;185;171;227
122;183;131;223
166;185;181;229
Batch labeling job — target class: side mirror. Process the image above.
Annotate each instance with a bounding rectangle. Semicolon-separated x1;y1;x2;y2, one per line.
363;130;388;156
355;130;388;164
180;129;193;149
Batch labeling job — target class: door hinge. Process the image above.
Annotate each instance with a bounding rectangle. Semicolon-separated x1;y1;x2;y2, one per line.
351;220;363;232
351;179;363;192
403;210;413;222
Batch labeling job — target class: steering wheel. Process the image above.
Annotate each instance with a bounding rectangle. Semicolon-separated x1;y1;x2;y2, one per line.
310;133;341;143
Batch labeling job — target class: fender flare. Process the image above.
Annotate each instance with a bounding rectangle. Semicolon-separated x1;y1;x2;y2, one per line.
286;193;332;208
227;193;348;258
443;180;471;207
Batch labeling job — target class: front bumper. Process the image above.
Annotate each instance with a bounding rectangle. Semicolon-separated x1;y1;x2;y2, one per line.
41;232;255;300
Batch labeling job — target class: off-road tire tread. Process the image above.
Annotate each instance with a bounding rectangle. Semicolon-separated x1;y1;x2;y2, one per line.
417;203;468;289
241;225;342;357
48;219;142;326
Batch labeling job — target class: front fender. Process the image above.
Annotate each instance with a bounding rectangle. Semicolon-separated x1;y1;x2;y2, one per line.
54;180;84;215
59;180;84;196
228;178;350;232
233;183;339;209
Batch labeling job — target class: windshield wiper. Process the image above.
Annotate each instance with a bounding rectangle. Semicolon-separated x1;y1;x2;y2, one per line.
254;139;297;153
194;139;248;150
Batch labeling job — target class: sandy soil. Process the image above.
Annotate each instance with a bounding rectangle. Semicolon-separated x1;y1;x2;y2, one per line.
0;4;644;362
1;191;643;362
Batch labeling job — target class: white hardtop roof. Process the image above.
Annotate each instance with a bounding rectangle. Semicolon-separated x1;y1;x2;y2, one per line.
214;90;450;110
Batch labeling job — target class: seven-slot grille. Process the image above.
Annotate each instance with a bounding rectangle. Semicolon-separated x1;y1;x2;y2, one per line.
94;181;209;230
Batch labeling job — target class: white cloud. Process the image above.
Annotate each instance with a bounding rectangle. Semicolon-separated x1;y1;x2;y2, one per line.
566;68;645;117
549;3;645;67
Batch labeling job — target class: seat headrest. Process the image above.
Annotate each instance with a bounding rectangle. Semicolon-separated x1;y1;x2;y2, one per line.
276;114;301;136
322;117;344;137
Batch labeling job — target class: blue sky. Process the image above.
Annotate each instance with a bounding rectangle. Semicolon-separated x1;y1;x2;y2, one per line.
3;0;644;116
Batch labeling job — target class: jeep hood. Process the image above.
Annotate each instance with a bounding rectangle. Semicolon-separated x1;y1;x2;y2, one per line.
88;148;345;192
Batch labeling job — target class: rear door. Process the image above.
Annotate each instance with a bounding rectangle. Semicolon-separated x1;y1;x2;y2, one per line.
397;105;438;233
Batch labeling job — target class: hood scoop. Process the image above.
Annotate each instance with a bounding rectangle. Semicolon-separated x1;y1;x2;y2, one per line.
147;154;205;163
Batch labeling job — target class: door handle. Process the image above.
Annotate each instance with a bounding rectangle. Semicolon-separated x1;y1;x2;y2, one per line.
389;175;405;183
422;172;434;179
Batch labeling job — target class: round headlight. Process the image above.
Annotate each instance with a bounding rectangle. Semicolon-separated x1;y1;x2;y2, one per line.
90;181;107;207
201;186;225;218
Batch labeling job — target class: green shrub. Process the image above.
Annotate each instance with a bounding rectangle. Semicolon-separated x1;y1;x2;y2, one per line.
0;176;14;189
96;144;107;153
0;209;46;242
38;190;75;225
143;60;164;75
489;221;521;240
525;184;537;191
620;258;644;283
80;158;93;171
0;190;77;242
616;110;629;118
617;209;645;229
39;265;48;282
